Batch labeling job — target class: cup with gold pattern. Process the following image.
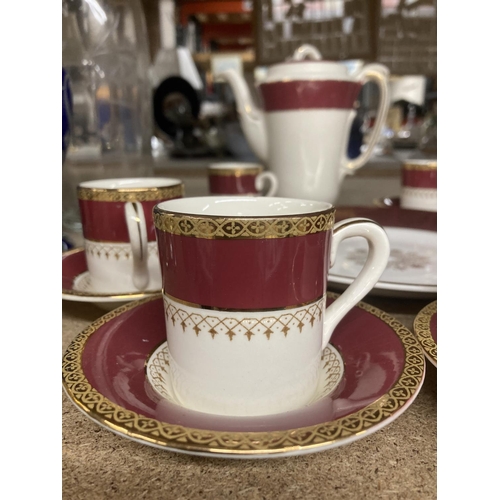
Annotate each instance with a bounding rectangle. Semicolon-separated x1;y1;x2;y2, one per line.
401;159;437;212
77;177;184;294
208;162;278;196
153;196;390;416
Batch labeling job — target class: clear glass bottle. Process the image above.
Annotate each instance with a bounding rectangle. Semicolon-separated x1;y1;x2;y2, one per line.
62;0;154;241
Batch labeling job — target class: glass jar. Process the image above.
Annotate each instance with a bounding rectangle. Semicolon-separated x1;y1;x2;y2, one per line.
62;0;154;240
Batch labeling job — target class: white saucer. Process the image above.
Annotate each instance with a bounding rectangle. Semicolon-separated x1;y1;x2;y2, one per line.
146;342;344;415
329;226;437;299
62;248;161;311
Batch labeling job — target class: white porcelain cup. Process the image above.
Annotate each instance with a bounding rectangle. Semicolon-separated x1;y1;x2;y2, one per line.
77;177;184;294
153;196;390;416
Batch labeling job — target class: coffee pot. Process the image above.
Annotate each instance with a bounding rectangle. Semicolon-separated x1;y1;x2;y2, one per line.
220;45;390;204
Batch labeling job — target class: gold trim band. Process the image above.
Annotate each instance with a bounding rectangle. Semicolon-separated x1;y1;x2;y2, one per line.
403;161;437;171
413;300;437;365
163;292;324;312
77;184;184;202
153;208;335;239
208;167;263;177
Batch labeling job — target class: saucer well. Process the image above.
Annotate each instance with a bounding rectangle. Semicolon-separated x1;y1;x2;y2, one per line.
413;300;437;367
62;292;426;458
62;248;160;311
146;342;344;412
329;206;437;299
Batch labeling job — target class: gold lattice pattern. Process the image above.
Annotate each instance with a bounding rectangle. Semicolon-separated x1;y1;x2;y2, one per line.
62;292;425;456
146;342;343;406
85;241;158;261
77;184;184;202
153;210;335;239
413;300;437;365
164;296;324;341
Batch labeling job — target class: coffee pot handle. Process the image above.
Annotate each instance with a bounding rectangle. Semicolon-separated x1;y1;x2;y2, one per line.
255;171;279;196
321;218;390;351
124;201;150;290
343;64;390;174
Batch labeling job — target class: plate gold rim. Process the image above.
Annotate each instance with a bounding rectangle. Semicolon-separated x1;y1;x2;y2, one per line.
413;300;437;366
62;292;426;456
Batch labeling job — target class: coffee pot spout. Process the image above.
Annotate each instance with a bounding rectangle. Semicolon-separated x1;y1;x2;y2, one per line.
220;69;268;162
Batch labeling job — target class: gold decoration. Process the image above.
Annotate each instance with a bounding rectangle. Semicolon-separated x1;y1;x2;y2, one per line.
403;160;437;171
413;300;437;365
164;296;324;341
146;342;343;405
153;209;335;240
77;184;184;202
62;292;425;456
208;166;263;177
84;241;158;260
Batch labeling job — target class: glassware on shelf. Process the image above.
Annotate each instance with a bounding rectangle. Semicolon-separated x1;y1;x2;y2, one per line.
62;0;154;239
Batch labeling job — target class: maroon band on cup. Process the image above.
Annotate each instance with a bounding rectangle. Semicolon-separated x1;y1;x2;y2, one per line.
402;162;437;189
155;232;331;309
154;207;335;310
209;174;258;195
79;199;166;242
78;183;184;242
260;80;362;112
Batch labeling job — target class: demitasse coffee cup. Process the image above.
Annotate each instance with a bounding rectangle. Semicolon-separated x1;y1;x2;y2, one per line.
400;159;437;212
77;177;184;293
208;163;278;196
153;196;390;417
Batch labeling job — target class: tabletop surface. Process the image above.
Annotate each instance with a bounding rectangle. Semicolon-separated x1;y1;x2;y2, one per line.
62;161;437;500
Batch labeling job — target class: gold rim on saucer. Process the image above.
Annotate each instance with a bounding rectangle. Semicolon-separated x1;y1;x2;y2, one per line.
62;292;425;457
413;300;437;366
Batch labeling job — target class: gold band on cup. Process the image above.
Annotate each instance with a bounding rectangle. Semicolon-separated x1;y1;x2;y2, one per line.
208;166;263;177
153;208;335;240
78;183;185;202
402;160;437;172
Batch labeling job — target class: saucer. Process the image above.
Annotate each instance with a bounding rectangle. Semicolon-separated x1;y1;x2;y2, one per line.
62;291;426;458
329;206;437;299
413;300;437;367
62;248;160;311
146;342;344;412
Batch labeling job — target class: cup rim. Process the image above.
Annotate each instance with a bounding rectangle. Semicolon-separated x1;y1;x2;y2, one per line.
208;163;263;177
78;177;183;190
155;196;333;218
153;197;335;240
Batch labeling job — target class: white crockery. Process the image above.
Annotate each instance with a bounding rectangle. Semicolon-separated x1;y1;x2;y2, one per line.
219;44;390;205
154;196;390;416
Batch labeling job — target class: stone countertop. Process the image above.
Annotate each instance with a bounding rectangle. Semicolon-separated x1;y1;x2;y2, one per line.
62;296;437;500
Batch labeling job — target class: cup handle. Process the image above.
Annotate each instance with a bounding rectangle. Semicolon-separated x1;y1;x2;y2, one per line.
255;171;278;197
321;218;390;350
124;201;150;290
342;64;390;174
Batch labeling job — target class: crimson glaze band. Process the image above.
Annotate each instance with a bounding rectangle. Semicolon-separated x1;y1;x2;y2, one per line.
259;80;362;112
154;198;335;310
402;161;437;189
209;174;259;195
78;179;184;242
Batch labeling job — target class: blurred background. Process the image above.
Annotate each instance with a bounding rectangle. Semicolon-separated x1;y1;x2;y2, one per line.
62;0;437;246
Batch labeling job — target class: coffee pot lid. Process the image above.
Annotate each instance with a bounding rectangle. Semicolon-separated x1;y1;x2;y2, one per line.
264;44;352;83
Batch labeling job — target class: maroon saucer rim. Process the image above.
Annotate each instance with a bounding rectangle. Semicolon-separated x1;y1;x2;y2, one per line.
62;292;426;457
